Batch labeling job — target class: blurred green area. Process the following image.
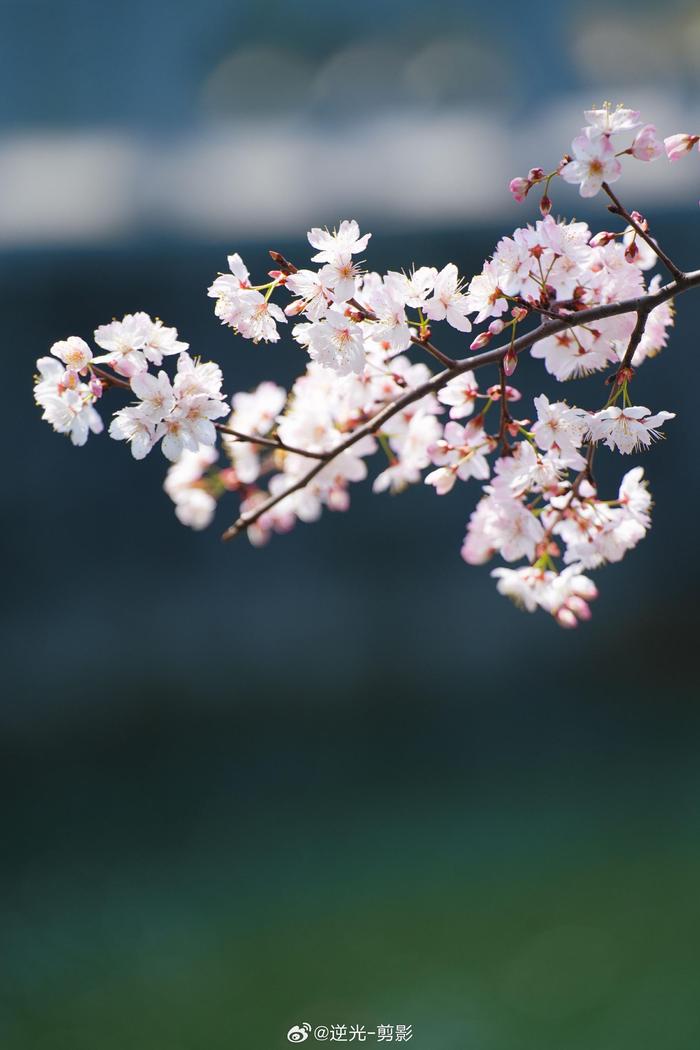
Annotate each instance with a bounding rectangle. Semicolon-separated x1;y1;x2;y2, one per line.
3;724;700;1049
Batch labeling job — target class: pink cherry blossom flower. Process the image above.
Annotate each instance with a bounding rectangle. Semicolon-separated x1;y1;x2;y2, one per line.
560;128;622;197
509;177;531;203
630;124;663;162
664;133;700;162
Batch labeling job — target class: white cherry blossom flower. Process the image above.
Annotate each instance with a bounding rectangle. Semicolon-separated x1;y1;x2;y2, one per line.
437;371;479;420
586;405;675;454
93;312;154;377
233;290;287;343
164;445;219;530
130;370;175;422
306;308;366;375
143;320;189;365
561;128;622;197
109;406;157;460
584;105;641;136
465;261;507;324
425;263;472;331
308;220;370;263
50;336;92;373
284;269;333;321
531;394;588;468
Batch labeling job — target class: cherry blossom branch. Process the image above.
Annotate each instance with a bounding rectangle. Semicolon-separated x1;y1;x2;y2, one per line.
270;250;457;369
223;268;700;541
214;423;327;460
601;182;685;282
91;364;131;390
617;307;651;374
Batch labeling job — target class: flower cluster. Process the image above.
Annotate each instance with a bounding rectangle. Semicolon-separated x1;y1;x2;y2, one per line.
34;103;699;626
34;338;104;446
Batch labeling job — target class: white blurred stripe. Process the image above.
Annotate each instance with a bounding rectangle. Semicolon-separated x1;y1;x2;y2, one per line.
0;93;699;246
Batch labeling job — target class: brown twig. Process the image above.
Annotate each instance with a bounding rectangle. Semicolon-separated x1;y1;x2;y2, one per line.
601;182;685;282
215;423;327;460
91;364;131;390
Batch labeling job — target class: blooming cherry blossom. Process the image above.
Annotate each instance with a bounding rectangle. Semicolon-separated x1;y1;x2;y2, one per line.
307;308;366;375
308;220;370;262
586;406;675;454
664;133;700;162
561;128;622;197
32;104;700;626
424;264;472;331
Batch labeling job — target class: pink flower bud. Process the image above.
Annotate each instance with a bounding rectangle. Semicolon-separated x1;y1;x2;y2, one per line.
510;306;528;322
573;577;598;601
488;319;505;335
509;177;530;203
327;486;350;512
589;231;615;247
567;596;592;621
539;193;552;216
631;124;663;162
664;133;699;162
556;607;578;628
630;210;648;231
89;377;104;398
502;349;517;377
470;331;491;350
527;167;544;182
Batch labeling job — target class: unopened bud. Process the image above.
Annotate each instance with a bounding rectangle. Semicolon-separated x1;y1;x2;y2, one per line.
509;177;530;203
527;167;545;182
89;377;104;398
488;319;505;335
502;349;518;377
539;193;552;216
510;306;528;322
470;331;492;350
556;607;578;628
630;210;648;232
589;230;615;247
567;596;592;621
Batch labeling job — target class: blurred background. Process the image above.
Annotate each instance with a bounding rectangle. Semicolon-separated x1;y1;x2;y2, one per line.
3;1;700;1047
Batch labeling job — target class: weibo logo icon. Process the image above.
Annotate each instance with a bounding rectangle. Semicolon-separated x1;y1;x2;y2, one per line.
287;1022;311;1042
